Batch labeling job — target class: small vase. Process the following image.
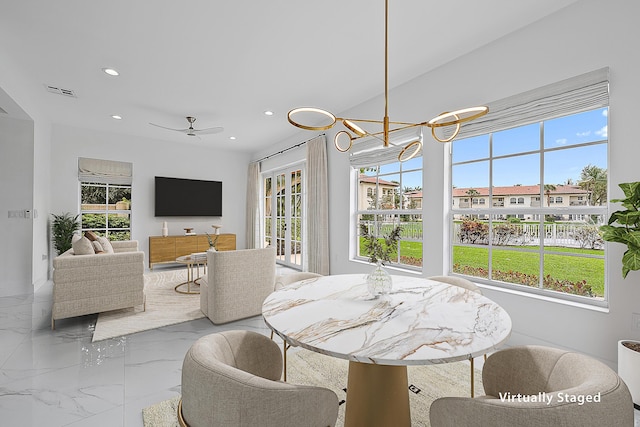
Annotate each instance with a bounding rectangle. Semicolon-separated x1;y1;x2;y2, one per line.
366;261;392;297
162;222;168;237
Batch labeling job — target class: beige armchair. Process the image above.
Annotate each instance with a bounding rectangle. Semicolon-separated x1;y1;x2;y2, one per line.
52;240;144;329
430;345;634;427
199;247;276;324
179;330;339;427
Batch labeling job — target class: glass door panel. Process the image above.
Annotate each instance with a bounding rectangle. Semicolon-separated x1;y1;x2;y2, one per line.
263;166;304;269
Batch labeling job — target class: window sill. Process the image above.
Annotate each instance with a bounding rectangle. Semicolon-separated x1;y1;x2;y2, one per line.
469;278;609;313
350;258;423;276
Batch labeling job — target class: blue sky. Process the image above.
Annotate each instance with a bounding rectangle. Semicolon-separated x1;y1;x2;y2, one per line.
362;107;608;191
452;108;608;189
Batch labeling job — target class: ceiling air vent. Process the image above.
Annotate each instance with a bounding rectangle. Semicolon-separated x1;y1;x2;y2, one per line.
44;84;77;98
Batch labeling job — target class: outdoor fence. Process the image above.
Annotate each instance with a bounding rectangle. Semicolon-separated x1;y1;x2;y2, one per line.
453;221;604;249
360;220;604;250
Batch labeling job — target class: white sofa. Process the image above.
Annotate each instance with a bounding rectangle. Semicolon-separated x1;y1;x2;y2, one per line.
51;240;145;329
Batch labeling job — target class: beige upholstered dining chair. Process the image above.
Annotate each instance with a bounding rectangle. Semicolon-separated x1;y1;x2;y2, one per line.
430;345;634;427
428;275;484;397
200;247;276;324
179;330;339;427
271;272;322;381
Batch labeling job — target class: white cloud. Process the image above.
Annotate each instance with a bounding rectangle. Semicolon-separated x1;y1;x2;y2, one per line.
595;125;608;138
556;138;568;145
602;109;609;117
576;131;591;137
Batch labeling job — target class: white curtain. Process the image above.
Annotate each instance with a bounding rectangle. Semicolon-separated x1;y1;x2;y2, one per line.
245;162;261;249
307;135;330;275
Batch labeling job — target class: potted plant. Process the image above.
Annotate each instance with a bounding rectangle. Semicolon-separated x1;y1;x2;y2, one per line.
206;233;219;250
51;212;80;255
600;182;640;407
359;223;402;297
600;181;640;278
618;340;640;408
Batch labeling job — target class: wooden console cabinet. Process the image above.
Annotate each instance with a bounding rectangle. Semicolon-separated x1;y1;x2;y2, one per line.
149;233;236;269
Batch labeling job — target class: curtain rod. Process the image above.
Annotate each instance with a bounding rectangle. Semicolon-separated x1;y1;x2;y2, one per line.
254;134;325;163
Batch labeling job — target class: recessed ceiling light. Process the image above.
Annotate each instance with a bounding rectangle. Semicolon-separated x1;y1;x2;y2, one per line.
229;136;236;140
264;110;274;116
102;68;120;76
111;115;122;120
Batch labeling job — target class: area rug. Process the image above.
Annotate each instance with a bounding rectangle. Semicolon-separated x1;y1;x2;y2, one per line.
92;269;204;342
142;348;483;427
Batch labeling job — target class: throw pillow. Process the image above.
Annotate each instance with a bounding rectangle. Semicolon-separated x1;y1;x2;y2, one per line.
97;236;114;253
92;241;104;253
72;236;95;255
84;230;100;241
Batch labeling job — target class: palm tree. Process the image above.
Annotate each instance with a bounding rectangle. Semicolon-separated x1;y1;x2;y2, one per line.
544;184;557;206
579;164;607;206
466;188;480;205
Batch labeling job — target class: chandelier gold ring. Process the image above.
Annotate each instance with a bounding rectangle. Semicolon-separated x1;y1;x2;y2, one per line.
334;131;354;152
398;140;423;162
287;107;337;131
427;106;489;128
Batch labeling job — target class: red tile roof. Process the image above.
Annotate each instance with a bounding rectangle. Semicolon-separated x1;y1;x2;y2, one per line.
359;175;399;187
452;185;589;197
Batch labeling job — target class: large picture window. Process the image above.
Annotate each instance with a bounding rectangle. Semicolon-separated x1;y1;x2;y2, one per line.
355;156;423;269
80;182;131;240
451;107;608;303
77;157;133;241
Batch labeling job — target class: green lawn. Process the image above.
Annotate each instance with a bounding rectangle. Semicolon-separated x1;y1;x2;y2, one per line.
453;245;604;297
358;237;604;297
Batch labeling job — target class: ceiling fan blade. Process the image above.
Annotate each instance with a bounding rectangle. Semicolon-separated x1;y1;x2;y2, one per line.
192;126;224;135
149;122;190;132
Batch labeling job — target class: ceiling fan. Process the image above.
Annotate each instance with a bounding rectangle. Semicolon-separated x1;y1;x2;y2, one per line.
149;116;224;137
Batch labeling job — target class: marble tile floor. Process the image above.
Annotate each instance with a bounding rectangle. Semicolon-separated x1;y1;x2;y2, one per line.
2;278;639;427
0;279;274;427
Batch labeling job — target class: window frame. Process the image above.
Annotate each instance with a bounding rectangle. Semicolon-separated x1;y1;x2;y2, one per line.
449;111;608;307
353;158;423;272
80;181;132;240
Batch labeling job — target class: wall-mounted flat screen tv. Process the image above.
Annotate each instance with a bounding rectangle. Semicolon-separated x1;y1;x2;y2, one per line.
155;176;222;216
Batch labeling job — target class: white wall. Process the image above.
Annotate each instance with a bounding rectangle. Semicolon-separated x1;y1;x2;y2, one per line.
256;0;640;366
0;47;53;296
50;124;252;265
0;115;34;296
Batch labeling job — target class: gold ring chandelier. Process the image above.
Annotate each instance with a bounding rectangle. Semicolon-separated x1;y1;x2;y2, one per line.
287;0;489;162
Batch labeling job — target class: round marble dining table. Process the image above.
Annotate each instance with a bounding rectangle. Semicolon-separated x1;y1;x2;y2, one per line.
262;273;512;427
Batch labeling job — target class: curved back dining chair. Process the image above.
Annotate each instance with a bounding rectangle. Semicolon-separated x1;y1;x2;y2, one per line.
180;330;339;427
430;345;633;427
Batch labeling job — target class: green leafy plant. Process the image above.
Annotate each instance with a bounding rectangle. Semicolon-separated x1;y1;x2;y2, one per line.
359;223;402;265
206;233;219;249
600;182;640;278
452;264;594;297
51;212;80;254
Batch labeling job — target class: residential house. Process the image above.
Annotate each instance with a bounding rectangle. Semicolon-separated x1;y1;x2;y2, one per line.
452;185;592;220
358;175;400;210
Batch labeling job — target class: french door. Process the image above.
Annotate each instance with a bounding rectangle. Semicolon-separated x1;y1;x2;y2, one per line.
263;166;304;269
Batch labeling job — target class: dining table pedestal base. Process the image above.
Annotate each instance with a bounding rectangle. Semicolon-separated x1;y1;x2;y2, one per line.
344;361;410;427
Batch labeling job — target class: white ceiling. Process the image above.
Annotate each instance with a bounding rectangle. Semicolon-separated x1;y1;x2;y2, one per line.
0;0;578;153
